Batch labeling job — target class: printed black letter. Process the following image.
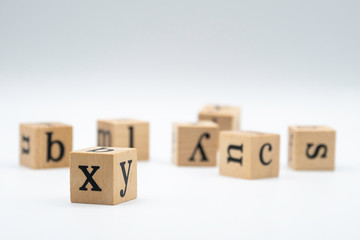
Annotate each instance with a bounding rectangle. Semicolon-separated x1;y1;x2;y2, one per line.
22;136;30;154
227;145;243;165
306;143;327;159
46;132;64;162
98;129;111;146
128;126;134;148
120;160;132;197
189;133;210;161
79;166;102;191
259;143;272;165
87;147;114;153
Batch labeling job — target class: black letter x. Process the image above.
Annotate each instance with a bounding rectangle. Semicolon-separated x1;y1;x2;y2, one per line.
78;166;102;191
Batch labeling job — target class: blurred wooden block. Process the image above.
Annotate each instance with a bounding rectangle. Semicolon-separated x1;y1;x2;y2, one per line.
288;126;336;170
97;119;149;160
219;131;280;179
70;147;137;205
172;121;219;166
198;105;240;131
19;122;72;169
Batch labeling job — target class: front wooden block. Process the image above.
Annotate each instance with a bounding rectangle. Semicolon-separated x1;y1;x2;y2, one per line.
219;131;280;179
97;119;149;160
70;147;137;205
198;105;241;131
288;126;336;170
19;122;73;169
172;121;219;166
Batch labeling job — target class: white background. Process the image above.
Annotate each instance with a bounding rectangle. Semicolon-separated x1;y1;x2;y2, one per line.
0;0;360;239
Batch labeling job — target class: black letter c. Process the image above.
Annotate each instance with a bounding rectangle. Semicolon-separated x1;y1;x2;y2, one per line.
259;143;272;166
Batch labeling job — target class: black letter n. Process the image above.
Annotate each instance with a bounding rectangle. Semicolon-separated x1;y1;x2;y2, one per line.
227;144;243;165
79;166;102;191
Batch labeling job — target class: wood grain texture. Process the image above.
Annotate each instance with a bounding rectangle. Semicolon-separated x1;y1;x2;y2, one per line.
288;126;336;170
219;131;280;179
19;122;72;169
70;147;137;205
97;119;149;160
198;105;241;131
172;121;219;166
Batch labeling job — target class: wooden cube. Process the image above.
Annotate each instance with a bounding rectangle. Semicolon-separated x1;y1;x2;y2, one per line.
97;119;149;160
70;147;137;205
172;121;219;166
19;122;72;169
288;126;336;170
198;105;240;131
219;131;280;179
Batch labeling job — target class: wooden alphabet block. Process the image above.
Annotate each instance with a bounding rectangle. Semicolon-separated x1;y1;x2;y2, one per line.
219;131;280;179
198;105;240;131
70;147;137;205
288;126;336;170
172;121;219;166
19;122;72;169
97;119;149;160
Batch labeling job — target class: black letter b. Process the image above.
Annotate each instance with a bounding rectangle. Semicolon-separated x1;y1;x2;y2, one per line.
46;132;65;162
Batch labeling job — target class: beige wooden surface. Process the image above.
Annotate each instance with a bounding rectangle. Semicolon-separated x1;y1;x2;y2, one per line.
198;105;240;131
288;126;336;170
19;122;72;169
219;131;280;179
70;147;137;205
97;119;149;160
172;121;219;166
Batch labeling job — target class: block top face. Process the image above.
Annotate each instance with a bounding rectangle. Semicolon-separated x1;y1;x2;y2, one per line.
71;147;135;156
221;131;279;138
98;119;148;125
200;105;240;116
174;121;218;128
20;122;71;128
290;126;335;132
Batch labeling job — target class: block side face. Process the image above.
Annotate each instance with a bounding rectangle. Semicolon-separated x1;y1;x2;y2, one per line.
20;122;72;128
176;126;219;166
200;105;240;115
19;125;37;168
233;108;241;130
109;122;149;160
288;127;296;169
291;126;335;132
72;147;133;155
250;135;280;179
293;131;336;170
70;152;114;205
172;124;179;165
175;121;218;128
113;149;137;204
199;105;241;131
22;126;72;169
99;119;147;125
219;133;251;178
198;113;233;131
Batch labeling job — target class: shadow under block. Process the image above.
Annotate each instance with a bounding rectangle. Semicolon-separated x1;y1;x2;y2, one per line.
219;131;280;179
19;122;73;169
172;121;219;166
288;126;336;170
70;147;137;205
198;105;241;131
97;119;149;160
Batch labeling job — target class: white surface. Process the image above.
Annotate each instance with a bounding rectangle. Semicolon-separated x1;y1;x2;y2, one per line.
1;0;360;239
0;81;359;240
1;162;359;239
